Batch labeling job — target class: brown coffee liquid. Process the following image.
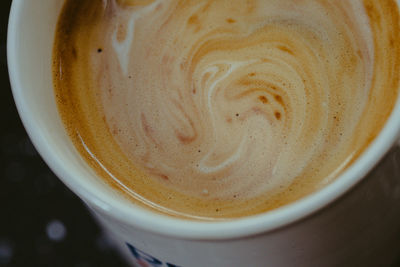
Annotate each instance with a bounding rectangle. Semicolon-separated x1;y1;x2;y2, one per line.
53;0;399;220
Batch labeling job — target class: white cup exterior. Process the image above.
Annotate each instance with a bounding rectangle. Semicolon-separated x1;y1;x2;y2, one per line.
7;0;400;266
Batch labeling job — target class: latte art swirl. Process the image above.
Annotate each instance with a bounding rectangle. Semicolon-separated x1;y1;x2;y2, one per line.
54;0;400;219
103;0;373;198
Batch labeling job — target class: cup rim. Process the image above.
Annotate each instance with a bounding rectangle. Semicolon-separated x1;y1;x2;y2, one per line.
8;0;400;240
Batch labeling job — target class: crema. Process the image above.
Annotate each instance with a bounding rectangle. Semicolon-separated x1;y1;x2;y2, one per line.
53;0;400;220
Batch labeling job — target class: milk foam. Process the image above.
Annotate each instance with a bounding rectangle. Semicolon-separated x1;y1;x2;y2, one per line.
101;0;373;198
53;0;400;219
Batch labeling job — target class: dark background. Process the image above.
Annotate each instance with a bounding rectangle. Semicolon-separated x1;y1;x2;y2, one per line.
0;1;126;266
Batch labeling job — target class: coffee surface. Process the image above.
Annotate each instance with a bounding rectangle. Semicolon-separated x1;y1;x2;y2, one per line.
54;0;399;220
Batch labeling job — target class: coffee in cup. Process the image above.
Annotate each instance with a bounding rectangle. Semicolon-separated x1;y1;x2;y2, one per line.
52;0;400;220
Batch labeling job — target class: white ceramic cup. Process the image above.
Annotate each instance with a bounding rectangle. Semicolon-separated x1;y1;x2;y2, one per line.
8;0;400;266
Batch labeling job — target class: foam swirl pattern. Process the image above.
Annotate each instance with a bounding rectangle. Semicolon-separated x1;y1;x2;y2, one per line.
54;0;400;219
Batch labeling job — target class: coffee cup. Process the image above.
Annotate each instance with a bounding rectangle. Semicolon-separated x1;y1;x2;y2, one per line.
8;0;400;266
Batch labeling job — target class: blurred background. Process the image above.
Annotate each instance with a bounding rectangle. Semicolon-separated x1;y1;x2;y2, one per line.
0;1;126;266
